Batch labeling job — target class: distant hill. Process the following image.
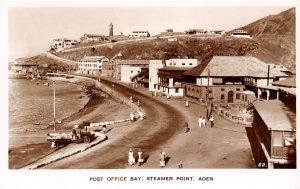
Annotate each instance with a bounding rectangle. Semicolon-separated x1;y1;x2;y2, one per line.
233;8;295;72
27;8;295;73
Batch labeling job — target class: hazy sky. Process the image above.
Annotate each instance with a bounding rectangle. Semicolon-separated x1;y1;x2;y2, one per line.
8;6;291;60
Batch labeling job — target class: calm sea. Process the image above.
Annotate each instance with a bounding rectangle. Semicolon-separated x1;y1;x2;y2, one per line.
8;79;89;131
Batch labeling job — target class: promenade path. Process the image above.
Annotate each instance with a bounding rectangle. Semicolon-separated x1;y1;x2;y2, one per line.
44;76;255;168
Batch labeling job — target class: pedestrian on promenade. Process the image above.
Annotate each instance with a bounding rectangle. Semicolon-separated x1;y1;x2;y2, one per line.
138;149;144;166
102;124;107;133
185;100;189;107
198;116;203;128
130;96;133;103
128;149;136;165
160;152;166;168
183;122;189;133
130;112;134;122
209;115;214;128
137;100;140;106
139;111;144;121
202;117;206;128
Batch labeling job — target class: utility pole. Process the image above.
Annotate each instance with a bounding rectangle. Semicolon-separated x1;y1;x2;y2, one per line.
53;80;56;131
206;69;210;119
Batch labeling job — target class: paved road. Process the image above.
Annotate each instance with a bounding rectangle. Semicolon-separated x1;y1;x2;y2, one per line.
43;78;185;168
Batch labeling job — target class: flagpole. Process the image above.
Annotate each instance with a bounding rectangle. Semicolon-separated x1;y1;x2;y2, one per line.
53;80;56;131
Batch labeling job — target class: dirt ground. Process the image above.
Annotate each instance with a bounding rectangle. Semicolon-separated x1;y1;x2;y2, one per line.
42;77;256;169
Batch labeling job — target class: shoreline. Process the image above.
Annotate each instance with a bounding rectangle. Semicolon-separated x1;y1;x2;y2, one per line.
9;76;133;169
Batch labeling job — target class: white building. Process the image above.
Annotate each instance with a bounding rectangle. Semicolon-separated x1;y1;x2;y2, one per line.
165;59;198;67
231;30;251;38
129;31;150;38
78;56;109;76
50;38;78;52
149;59;198;95
149;60;165;91
80;34;105;43
117;60;150;83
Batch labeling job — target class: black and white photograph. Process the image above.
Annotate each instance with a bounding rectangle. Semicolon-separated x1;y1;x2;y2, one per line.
0;1;298;188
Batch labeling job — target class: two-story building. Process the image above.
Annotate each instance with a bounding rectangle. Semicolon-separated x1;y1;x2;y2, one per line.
116;60;150;83
182;56;288;105
78;56;109;76
156;59;198;96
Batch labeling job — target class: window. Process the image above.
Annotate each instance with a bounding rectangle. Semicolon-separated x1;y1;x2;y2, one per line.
131;70;133;73
221;94;225;102
189;63;193;65
175;88;179;93
182;63;186;66
221;88;225;91
236;93;240;100
272;132;283;146
236;88;240;91
209;90;212;93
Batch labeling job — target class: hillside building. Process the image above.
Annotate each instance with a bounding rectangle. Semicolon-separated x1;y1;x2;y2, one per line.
182;56;288;105
231;30;251;38
80;34;106;43
186;29;207;35
129;31;150;38
78;56;109;76
50;38;78;52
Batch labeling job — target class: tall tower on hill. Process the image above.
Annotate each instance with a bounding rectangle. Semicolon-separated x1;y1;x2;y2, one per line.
109;22;113;36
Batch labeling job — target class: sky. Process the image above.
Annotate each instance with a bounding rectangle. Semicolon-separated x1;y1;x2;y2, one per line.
8;6;291;60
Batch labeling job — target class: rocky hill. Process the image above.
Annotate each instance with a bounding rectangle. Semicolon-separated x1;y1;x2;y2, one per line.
27;8;295;73
234;8;295;72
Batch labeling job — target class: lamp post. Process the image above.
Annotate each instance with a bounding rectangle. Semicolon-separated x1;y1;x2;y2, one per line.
53;80;56;131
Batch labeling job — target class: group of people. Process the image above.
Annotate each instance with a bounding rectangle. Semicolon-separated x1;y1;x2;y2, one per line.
128;149;167;168
128;148;144;166
198;115;214;128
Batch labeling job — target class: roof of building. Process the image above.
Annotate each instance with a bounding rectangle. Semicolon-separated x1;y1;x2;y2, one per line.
116;60;150;65
278;87;296;96
253;100;296;131
84;34;105;37
159;66;191;71
240;90;255;95
183;56;288;78
271;77;296;88
80;56;108;61
232;30;250;35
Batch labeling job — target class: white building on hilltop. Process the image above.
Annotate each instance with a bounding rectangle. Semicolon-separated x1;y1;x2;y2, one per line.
231;30;251;38
78;56;109;76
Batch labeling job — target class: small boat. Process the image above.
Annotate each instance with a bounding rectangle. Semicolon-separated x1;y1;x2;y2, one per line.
44;82;49;86
33;122;40;125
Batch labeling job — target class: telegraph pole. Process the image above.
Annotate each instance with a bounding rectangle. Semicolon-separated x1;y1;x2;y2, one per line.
53;80;56;131
206;69;210;119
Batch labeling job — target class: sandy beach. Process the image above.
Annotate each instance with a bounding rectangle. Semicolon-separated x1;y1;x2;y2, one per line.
8;76;134;169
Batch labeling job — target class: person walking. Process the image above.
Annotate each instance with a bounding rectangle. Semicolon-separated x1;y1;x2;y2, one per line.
138;149;144;166
183;122;189;133
202;117;206;128
209;115;214;128
130;112;134;122
160;152;166;168
102;124;107;133
185;100;189;107
198;116;203;128
128;149;135;165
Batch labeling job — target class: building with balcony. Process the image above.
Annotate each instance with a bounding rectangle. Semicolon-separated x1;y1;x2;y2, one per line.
182;56;288;105
129;31;150;38
116;60;150;83
78;56;109;76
